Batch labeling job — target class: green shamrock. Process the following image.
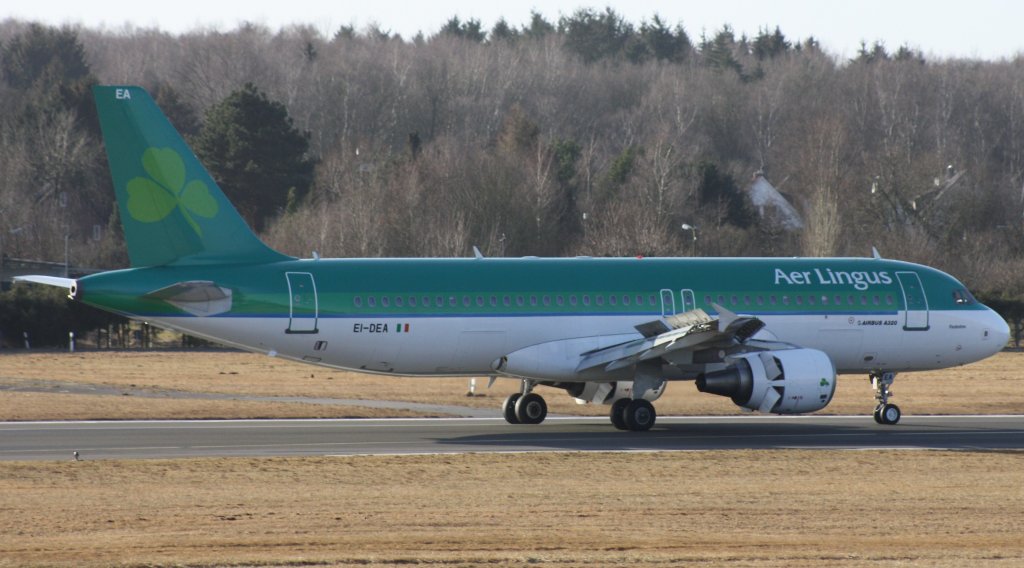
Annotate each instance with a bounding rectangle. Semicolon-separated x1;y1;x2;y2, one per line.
126;147;218;236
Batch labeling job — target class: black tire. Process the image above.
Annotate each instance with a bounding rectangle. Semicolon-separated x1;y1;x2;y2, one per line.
873;405;884;424
610;398;630;430
623;399;656;432
515;392;548;424
879;403;901;425
502;393;522;424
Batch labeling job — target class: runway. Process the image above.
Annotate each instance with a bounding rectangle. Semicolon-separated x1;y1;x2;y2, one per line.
2;415;1022;461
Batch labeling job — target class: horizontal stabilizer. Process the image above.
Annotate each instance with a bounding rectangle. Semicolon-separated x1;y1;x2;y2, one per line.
13;275;76;290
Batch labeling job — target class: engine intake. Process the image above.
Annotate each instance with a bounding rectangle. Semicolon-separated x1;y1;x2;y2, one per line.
696;349;836;414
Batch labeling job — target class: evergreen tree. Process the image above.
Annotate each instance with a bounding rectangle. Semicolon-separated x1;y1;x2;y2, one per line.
194;83;314;231
560;8;634;63
696;162;753;227
752;26;791;60
523;11;555;39
489;18;519;43
0;24;90;91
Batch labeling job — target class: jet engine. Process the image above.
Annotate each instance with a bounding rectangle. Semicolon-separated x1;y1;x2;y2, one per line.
695;349;836;414
567;380;666;405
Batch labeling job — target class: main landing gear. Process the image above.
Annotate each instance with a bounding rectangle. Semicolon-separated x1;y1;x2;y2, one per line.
502;381;548;425
871;371;901;425
610;398;657;432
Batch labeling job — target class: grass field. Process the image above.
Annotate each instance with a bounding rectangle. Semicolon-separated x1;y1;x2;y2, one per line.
1;450;1022;567
2;349;1023;420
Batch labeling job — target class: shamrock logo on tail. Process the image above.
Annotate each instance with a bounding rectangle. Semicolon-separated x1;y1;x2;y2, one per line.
127;147;218;236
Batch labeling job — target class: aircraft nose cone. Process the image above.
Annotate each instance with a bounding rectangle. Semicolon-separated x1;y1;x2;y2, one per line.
988;308;1011;351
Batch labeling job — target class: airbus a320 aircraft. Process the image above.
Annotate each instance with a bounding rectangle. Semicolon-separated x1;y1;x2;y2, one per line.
18;86;1010;431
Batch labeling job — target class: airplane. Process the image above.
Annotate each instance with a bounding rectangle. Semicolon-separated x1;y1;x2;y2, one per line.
16;86;1010;431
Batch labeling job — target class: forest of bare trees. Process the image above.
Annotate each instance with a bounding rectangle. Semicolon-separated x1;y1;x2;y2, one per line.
4;10;1024;307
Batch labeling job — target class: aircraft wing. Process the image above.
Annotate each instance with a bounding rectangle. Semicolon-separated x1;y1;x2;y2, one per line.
495;304;768;382
575;304;765;374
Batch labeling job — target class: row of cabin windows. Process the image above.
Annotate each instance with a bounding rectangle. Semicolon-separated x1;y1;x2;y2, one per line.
352;293;661;309
351;292;899;310
705;293;896;307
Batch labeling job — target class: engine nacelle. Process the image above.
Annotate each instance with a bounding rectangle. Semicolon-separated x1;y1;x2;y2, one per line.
695;349;836;414
568;381;666;405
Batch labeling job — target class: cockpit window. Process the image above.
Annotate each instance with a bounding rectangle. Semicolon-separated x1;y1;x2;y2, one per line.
952;289;977;305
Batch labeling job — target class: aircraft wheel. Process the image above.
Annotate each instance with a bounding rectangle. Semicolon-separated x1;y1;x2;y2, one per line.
878;403;901;425
623;399;656;432
610;398;630;430
502;393;522;424
872;405;884;424
515;392;548;424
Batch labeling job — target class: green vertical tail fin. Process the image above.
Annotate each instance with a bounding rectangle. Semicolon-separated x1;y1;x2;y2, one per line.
93;85;292;267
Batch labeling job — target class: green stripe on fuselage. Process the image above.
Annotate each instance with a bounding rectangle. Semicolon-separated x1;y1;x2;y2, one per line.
77;257;983;319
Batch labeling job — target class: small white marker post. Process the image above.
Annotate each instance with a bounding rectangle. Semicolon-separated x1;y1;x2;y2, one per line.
69;331;75;353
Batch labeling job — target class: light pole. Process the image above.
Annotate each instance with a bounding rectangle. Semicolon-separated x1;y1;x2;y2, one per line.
681;223;698;257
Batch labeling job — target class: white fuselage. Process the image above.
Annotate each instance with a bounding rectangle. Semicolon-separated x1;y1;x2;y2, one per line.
147;306;1006;378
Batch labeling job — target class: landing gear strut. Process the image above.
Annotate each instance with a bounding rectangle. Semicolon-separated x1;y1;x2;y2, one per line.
871;372;901;425
502;381;548;425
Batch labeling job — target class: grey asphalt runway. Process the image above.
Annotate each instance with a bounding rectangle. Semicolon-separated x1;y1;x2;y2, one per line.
1;415;1022;461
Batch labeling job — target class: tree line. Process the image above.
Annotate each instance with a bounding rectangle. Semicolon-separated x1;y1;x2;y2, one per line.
3;9;1024;343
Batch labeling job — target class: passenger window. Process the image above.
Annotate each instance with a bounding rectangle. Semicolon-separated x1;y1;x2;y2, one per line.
422;296;431;307
820;295;829;305
409;296;417;307
490;295;497;307
635;295;644;305
368;297;377;308
744;295;751;305
395;296;404;307
860;295;868;306
462;296;471;307
530;295;538;306
556;296;565;306
448;296;457;307
704;295;713;304
610;295;618;306
354;296;363;307
834;295;842;305
886;295;894;305
516;295;524;307
503;295;511;307
648;294;657;306
717;295;725;305
847;295;856;306
873;295;880;306
596;295;605;306
782;295;790;305
570;295;578;306
476;296;484;307
543;295;551;306
770;295;777;305
622;295;631;306
757;296;764;306
795;296;803;305
730;295;738;305
382;297;390;307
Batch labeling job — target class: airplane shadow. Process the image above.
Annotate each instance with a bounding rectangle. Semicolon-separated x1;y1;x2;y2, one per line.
433;419;1019;452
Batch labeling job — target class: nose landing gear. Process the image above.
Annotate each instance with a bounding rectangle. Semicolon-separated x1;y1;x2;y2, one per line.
871;372;901;425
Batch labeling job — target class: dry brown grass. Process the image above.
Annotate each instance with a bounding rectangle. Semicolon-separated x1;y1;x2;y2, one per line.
2;349;1023;420
1;450;1022;567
